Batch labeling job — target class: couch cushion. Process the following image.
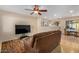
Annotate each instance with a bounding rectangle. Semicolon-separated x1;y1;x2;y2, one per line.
33;30;59;38
22;36;33;48
22;36;36;52
32;30;60;47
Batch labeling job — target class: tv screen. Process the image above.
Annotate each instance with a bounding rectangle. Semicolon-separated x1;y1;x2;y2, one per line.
15;25;31;34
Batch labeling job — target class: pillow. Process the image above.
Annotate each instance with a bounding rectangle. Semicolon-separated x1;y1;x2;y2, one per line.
22;36;33;48
21;36;36;52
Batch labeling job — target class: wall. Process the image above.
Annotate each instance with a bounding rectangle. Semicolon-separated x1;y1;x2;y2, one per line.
0;10;38;42
0;12;2;34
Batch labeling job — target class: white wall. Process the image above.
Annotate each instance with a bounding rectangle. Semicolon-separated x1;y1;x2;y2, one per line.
0;18;2;33
0;10;38;42
0;12;2;34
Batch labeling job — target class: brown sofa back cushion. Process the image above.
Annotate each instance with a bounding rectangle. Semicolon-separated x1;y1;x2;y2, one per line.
32;30;61;47
33;30;58;38
33;30;61;53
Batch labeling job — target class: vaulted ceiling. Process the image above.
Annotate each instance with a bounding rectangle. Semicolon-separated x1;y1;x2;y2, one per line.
0;5;79;19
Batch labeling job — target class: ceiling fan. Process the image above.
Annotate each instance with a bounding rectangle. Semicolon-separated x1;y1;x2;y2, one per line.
25;5;47;15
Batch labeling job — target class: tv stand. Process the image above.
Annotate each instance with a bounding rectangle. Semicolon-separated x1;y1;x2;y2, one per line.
20;34;29;39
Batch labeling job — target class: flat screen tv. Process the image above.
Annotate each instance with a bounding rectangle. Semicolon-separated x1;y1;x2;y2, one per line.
15;25;31;34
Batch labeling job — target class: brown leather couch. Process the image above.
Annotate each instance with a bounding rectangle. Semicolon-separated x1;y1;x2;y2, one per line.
1;30;61;53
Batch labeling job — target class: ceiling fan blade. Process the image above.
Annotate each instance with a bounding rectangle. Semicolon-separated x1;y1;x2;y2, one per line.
34;5;39;8
39;10;47;12
25;9;33;11
38;12;42;15
30;12;34;15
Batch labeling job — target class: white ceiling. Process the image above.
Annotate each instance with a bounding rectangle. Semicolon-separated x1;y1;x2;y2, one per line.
0;5;79;19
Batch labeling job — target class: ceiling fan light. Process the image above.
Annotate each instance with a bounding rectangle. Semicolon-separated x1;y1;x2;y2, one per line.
34;11;38;14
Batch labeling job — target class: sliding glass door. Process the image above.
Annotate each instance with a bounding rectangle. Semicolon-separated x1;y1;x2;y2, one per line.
65;20;79;36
